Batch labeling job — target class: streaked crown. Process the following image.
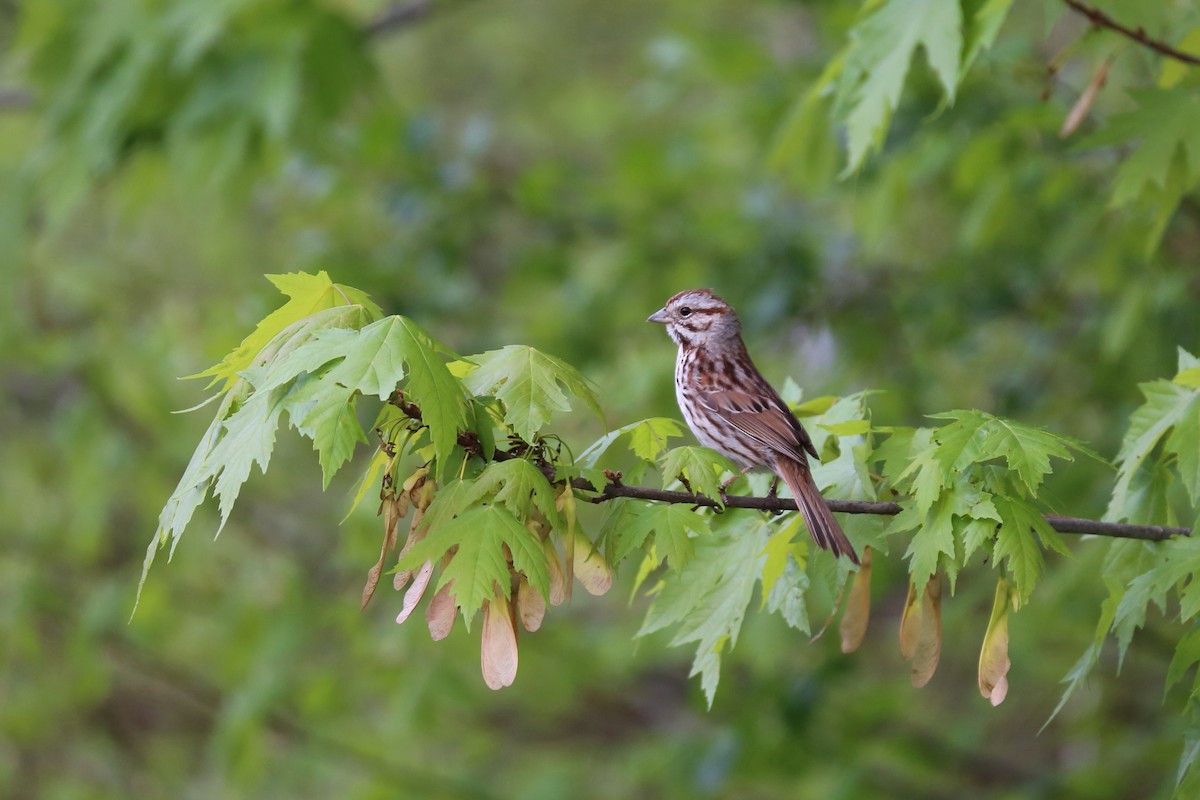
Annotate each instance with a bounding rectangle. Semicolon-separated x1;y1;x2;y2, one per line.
647;288;742;347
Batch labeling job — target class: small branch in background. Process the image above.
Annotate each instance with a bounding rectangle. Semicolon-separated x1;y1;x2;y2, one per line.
363;0;434;38
1062;0;1200;66
0;86;32;111
575;479;1191;542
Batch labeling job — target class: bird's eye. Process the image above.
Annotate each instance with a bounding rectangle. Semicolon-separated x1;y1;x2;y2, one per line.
679;307;692;317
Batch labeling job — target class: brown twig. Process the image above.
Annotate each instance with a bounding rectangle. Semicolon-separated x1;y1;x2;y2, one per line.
384;397;1192;543
571;479;1191;542
1062;0;1200;66
363;0;435;38
0;87;32;111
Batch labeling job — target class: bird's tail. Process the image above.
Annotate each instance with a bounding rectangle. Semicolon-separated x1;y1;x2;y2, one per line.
775;457;859;565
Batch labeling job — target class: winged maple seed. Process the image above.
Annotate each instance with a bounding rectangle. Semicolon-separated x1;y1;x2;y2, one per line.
481;596;519;690
380;465;613;690
899;575;942;688
979;578;1015;706
362;467;426;610
839;547;872;654
425;577;457;641
517;578;545;632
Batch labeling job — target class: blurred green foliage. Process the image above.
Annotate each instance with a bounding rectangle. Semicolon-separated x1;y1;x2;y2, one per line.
3;0;1200;798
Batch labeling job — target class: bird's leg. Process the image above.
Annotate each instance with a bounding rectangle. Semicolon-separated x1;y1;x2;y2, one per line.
764;476;783;516
766;476;780;500
719;464;757;504
720;464;755;492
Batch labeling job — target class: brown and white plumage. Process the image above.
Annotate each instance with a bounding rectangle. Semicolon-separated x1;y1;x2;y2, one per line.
648;288;858;564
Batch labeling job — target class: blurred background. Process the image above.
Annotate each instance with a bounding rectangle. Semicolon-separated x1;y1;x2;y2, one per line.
3;0;1200;797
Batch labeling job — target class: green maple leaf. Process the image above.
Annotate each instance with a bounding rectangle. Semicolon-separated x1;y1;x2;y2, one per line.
905;489;958;592
1083;88;1200;207
639;517;770;706
960;516;998;565
761;515;811;632
808;392;878;501
139;298;377;609
138;386;245;610
418;479;483;533
894;444;945;515
926;411;990;475
1103;539;1200;671
255;315;469;481
760;516;804;601
1110;379;1200;521
836;0;963;173
896;482;999;593
928;410;1086;497
1166;627;1200;694
1170;410;1200;508
463;345;603;442
1181;723;1200;797
598;500;647;565
629;418;685;461
1045;641;1104;733
472;459;564;530
875;427;931;488
399;505;549;629
599;502;709;571
576;417;684;467
193;271;380;392
660;445;735;504
1082;89;1200;250
645;504;709;573
204;384;292;528
992;495;1066;602
766;558;811;633
961;0;1014;75
284;374;369;482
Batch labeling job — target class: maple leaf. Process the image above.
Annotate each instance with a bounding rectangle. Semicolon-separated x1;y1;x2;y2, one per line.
762;516;812;634
193;271;380;392
659;445;735;504
576;417;685;469
1084;89;1200;207
599;501;709;572
639;517;770;706
463;345;603;442
254;315;469;482
471;458;565;531
992;495;1066;602
1109;375;1200;521
399;505;549;630
835;0;963;173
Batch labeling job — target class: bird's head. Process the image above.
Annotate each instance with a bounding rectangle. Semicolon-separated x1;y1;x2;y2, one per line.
647;289;742;348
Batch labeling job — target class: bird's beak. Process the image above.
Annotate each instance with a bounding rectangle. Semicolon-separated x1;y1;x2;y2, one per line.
647;308;670;324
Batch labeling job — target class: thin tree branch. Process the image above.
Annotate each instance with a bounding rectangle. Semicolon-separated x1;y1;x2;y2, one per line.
363;0;435;39
572;478;1191;542
0;87;32;111
1062;0;1200;66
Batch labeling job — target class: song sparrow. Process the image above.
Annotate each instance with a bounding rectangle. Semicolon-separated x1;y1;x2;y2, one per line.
648;289;859;564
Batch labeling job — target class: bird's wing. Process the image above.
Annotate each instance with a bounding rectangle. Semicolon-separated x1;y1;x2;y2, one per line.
697;388;819;463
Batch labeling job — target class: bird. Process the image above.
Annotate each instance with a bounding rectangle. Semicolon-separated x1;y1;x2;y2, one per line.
647;288;859;564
